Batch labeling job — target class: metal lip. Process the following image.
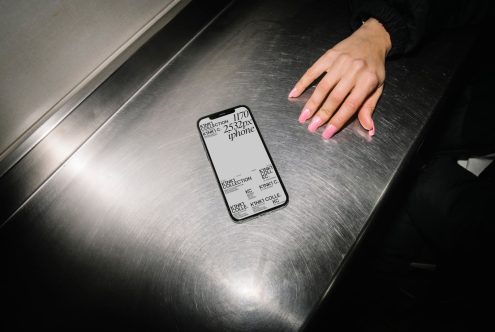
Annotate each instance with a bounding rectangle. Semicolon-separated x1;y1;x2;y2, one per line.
0;0;234;225
0;0;191;177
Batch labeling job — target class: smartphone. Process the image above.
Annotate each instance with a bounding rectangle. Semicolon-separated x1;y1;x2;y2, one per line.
198;105;288;221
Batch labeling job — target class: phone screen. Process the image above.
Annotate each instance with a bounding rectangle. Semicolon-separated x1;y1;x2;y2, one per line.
198;105;288;221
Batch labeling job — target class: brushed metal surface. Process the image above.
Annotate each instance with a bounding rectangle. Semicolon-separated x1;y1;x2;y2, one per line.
0;0;231;225
0;0;473;330
0;0;188;172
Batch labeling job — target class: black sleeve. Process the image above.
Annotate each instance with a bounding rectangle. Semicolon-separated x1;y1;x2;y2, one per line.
349;0;494;57
349;0;429;57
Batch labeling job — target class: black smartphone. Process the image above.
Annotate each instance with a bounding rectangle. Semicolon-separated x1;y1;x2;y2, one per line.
197;105;288;221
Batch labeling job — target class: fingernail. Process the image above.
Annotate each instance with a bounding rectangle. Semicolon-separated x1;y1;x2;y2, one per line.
298;108;311;124
308;116;322;133
322;124;338;140
368;120;375;136
288;87;298;98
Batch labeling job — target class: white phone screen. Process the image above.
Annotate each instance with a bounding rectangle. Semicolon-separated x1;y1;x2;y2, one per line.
198;106;288;221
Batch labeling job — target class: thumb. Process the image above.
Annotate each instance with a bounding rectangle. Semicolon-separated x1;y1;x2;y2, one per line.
358;85;383;135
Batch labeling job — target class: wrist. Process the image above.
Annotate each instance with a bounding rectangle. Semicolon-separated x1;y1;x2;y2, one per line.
362;18;392;56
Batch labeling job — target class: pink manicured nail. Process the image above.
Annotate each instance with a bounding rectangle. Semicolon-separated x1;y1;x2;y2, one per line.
288;87;298;98
322;124;338;140
368;120;375;136
298;108;311;124
308;116;322;133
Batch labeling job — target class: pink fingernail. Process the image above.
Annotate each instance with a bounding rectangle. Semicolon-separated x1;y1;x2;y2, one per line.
322;124;338;140
288;87;298;98
308;116;322;133
298;108;311;124
368;120;375;136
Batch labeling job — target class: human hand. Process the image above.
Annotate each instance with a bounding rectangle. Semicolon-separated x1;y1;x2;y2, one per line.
289;18;391;139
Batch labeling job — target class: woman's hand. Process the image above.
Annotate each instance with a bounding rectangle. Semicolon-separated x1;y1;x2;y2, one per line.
289;18;391;139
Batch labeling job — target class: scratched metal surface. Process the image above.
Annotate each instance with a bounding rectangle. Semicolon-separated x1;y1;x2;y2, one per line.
0;0;227;225
0;0;187;165
0;0;471;330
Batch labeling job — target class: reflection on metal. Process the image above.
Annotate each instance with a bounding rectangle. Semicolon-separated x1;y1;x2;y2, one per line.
0;0;473;330
0;0;189;175
0;0;227;223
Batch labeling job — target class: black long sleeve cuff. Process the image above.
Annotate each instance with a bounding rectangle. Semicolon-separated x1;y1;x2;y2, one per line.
350;0;409;57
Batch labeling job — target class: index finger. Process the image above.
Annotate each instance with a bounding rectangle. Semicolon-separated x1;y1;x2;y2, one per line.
289;51;336;98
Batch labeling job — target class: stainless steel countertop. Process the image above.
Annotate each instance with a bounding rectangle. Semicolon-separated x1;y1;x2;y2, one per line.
0;0;473;330
0;0;188;172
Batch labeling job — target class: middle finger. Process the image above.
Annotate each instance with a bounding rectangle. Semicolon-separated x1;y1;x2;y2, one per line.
307;77;355;133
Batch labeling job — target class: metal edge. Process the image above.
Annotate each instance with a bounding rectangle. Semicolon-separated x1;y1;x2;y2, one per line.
0;0;236;226
0;0;190;177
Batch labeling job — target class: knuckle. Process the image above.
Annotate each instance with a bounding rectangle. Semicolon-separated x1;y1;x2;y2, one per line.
305;67;317;78
299;78;311;88
317;78;331;91
335;52;350;65
362;71;379;86
352;59;366;70
324;49;336;58
344;98;360;111
332;118;344;127
362;105;375;113
330;112;346;126
329;92;345;105
363;104;377;116
306;99;318;109
328;48;340;57
318;107;333;118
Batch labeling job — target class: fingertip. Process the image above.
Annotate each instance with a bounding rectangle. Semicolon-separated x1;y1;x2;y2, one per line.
358;115;375;136
298;108;311;124
368;121;375;136
308;116;322;133
288;87;299;98
358;112;373;131
322;124;338;140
